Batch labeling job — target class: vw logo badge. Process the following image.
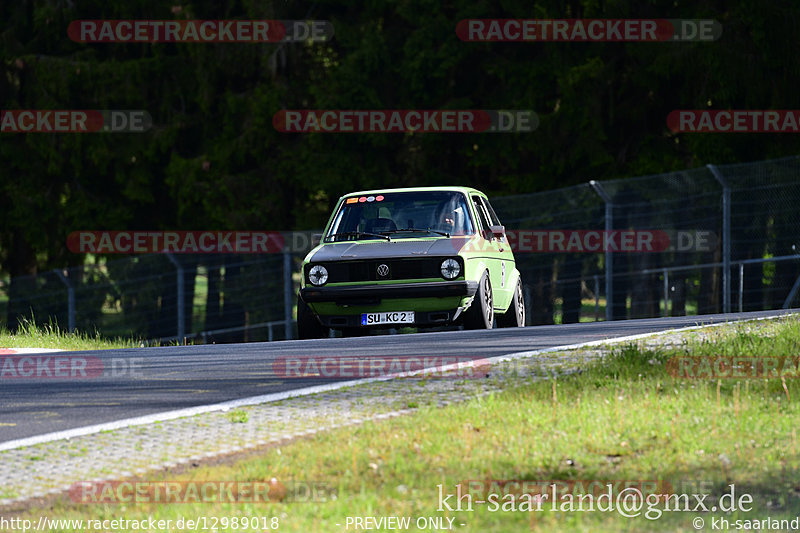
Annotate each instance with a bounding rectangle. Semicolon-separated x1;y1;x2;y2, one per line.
377;263;390;277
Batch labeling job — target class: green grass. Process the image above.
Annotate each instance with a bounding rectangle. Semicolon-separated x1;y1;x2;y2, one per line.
227;409;250;424
0;319;142;351
13;317;800;532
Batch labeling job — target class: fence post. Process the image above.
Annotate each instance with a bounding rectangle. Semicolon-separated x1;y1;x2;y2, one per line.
783;246;800;309
283;251;293;340
590;180;613;321
708;164;731;313
166;254;185;343
54;269;75;332
784;275;800;309
738;263;744;313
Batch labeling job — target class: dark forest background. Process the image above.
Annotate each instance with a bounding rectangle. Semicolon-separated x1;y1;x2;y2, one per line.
2;0;799;335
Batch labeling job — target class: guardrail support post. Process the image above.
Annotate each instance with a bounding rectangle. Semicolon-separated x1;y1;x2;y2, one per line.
283;251;293;340
708;164;731;313
784;276;800;309
662;269;669;317
590;180;613;321
166;254;185;343
782;247;800;309
738;263;744;312
54;269;75;333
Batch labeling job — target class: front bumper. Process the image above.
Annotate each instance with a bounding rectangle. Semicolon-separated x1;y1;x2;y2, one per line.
316;309;463;329
300;280;478;305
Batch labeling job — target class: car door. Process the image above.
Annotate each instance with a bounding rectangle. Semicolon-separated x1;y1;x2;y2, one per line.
473;195;516;309
470;195;503;308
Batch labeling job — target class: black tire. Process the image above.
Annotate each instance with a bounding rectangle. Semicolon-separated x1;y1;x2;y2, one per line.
296;295;329;339
463;271;494;329
497;278;525;328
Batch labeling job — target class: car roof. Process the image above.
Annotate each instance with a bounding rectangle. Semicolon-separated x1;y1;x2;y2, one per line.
341;186;487;198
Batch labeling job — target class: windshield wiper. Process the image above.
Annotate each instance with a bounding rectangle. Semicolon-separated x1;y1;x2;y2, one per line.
383;228;451;238
328;231;391;242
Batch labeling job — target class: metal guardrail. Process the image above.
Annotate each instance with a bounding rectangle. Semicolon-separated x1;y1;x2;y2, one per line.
639;254;800;315
152;319;293;345
527;255;800;323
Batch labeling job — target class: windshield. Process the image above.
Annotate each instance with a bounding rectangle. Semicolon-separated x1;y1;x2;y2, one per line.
326;191;475;241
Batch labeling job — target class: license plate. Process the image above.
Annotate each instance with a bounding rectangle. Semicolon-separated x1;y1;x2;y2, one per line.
361;311;415;325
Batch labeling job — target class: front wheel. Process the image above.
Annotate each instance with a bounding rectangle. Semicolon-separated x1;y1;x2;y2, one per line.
463;271;494;329
497;278;525;328
296;295;329;339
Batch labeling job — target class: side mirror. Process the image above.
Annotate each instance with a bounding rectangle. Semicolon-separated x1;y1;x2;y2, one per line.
311;233;323;247
489;225;506;239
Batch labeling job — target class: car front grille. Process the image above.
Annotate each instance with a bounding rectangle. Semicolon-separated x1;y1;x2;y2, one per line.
308;258;456;283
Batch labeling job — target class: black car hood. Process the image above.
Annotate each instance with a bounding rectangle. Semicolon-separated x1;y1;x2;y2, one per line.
310;237;470;261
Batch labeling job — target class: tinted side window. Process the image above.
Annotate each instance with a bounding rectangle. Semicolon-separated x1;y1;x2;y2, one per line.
471;195;491;234
483;198;502;227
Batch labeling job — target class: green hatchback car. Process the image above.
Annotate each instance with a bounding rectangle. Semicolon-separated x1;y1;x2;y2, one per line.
296;186;525;338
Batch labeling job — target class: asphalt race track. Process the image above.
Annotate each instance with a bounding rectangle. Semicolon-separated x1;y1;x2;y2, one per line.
1;309;796;444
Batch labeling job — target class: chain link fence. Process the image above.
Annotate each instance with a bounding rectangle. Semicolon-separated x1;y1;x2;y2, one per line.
493;155;800;324
1;155;798;342
0;253;294;344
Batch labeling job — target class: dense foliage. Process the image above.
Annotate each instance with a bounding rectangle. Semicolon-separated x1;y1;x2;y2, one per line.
1;0;799;333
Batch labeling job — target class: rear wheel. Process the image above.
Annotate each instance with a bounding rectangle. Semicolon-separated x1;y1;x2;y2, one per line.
463;271;494;329
497;278;525;328
296;295;329;339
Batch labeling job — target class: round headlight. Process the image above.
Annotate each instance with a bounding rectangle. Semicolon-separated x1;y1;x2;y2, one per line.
308;264;329;286
440;258;461;280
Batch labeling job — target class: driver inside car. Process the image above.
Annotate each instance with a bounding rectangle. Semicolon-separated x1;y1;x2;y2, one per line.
436;210;456;234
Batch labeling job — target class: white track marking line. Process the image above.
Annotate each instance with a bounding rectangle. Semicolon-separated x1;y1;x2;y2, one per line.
0;348;65;354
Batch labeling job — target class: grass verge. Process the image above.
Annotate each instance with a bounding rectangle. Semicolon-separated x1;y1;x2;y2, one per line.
0;320;142;351
12;317;800;532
